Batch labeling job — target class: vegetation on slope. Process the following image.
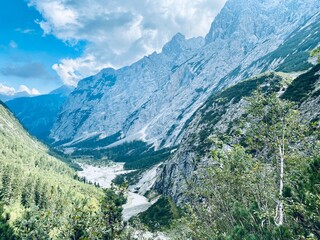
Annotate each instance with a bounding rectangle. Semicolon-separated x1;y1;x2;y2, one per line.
271;20;320;73
135;197;183;232
255;19;320;74
310;47;320;64
192;72;288;155
0;103;126;239
182;92;320;239
282;64;320;102
73;140;173;171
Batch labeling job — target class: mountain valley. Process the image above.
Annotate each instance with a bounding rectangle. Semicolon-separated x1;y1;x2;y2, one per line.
1;0;320;239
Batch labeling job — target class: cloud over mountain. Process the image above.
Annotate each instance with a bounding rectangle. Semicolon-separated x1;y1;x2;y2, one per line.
28;0;227;86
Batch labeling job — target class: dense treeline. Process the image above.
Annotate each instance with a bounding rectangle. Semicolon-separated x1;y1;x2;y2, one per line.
72;140;151;160
73;140;173;171
0;104;127;239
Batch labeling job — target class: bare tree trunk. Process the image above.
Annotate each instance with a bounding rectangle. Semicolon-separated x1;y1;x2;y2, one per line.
279;147;284;225
275;143;284;226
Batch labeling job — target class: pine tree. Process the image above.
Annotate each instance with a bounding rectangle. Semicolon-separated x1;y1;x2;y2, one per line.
0;203;15;240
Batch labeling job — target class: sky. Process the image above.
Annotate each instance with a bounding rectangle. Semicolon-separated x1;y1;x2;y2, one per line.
0;0;227;96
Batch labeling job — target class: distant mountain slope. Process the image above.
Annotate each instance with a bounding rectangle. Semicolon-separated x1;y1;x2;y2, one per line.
219;12;320;88
0;90;38;102
50;0;320;155
6;85;73;142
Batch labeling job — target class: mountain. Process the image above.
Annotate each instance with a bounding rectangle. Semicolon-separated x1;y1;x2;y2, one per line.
0;91;37;102
219;10;320;88
50;34;205;150
50;0;320;156
150;59;320;237
155;63;320;204
151;0;320;209
6;85;74;142
49;85;74;95
153;3;320;202
1;0;319;237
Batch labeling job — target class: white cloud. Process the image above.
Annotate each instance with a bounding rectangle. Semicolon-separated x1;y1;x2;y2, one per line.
18;85;40;95
15;28;35;34
28;0;227;86
0;84;15;96
52;55;105;86
0;83;40;96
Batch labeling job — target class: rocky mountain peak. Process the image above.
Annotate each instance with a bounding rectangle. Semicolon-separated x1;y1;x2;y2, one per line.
205;0;320;44
162;32;204;59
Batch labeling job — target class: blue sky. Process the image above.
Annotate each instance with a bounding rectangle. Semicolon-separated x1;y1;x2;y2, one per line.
0;0;226;95
0;0;83;95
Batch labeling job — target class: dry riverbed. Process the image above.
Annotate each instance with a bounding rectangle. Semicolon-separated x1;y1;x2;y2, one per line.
77;162;152;220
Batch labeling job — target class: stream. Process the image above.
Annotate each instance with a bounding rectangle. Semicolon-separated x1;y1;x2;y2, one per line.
77;162;152;221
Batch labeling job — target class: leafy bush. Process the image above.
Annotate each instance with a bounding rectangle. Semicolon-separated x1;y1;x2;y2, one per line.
137;197;182;231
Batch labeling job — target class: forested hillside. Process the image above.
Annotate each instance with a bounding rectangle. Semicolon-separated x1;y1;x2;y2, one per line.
0;102;126;239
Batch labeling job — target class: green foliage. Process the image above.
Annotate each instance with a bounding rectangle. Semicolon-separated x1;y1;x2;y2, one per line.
0;104;127;239
194;72;285;155
101;185;127;239
112;170;141;186
137;197;182;231
281;64;320;102
214;73;282;105
185;93;319;239
266;20;320;72
123;149;171;170
0;203;15;240
245;91;305;159
72;140;150;160
285;156;320;238
188;146;278;239
310;47;320;64
48;148;83;171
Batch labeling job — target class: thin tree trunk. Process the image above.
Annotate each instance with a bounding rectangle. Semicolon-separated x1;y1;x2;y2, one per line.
275;143;284;226
279;146;284;225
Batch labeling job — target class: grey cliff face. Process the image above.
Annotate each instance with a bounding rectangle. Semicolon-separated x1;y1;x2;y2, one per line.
50;0;320;154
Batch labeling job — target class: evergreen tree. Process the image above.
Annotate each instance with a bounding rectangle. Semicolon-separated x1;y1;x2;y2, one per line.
101;184;127;239
0;203;15;240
